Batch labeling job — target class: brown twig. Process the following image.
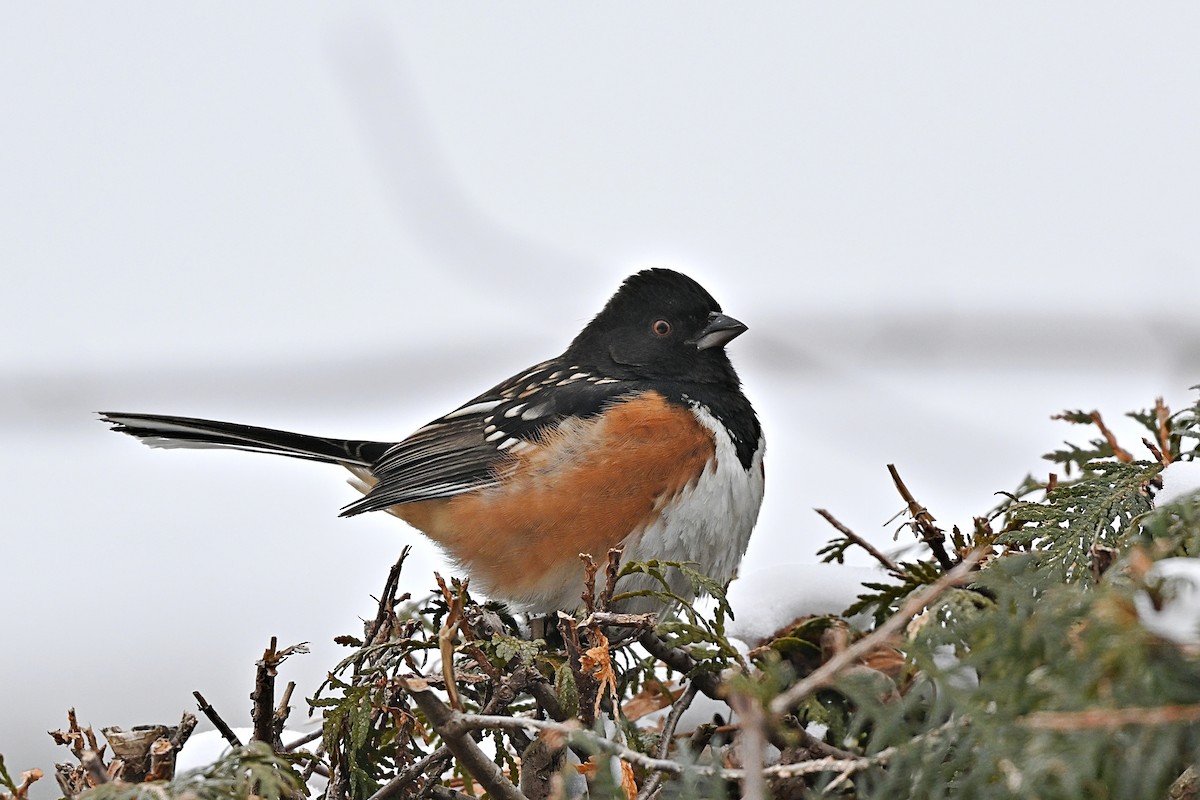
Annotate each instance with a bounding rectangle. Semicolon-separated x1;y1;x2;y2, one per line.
1088;410;1135;463
283;729;322;752
434;573;467;711
193;691;242;748
1021;703;1200;731
366;747;452;800
636;683;699;800
769;548;985;716
727;693;767;800
1144;437;1167;465
815;508;903;575
1156;397;1174;465
252;637;280;747
580;553;600;614
888;464;955;571
600;546;624;611
557;612;599;726
398;677;526;800
581;611;658;630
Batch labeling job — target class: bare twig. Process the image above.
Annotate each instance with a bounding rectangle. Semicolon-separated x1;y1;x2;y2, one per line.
284;729;323;752
558;612;599;726
888;464;955;571
365;747;452;800
636;683;699;800
815;508;903;575
769;549;985;716
1156;397;1174;465
1089;410;1135;463
398;677;526;800
443;711;884;783
1021;703;1200;731
728;693;767;800
601;546;624;611
193;691;242;748
580;553;600;614
582;611;658;630
252;637;280;747
434;573;466;711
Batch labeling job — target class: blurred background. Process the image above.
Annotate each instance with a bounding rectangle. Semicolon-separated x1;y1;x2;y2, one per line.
3;4;1198;787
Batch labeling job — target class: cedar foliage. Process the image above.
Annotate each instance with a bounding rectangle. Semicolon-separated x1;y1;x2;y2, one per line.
6;388;1200;800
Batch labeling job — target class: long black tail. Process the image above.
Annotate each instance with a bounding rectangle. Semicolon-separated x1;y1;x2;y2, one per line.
99;412;393;467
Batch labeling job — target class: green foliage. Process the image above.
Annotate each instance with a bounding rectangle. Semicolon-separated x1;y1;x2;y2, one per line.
999;459;1160;582
799;388;1200;799
79;743;307;800
615;559;742;674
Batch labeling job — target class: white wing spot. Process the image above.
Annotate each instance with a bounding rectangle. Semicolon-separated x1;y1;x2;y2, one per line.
486;429;507;442
497;437;520;450
504;403;527;418
444;400;504;420
521;403;550;421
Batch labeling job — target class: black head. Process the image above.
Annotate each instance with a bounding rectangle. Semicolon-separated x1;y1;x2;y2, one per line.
564;268;748;386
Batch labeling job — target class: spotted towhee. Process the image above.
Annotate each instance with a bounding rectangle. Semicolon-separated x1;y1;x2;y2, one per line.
101;269;765;613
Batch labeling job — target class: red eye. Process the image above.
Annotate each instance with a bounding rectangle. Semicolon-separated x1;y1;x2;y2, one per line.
652;319;672;337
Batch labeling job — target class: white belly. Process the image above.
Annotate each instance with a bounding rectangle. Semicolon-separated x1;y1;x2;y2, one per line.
612;405;766;613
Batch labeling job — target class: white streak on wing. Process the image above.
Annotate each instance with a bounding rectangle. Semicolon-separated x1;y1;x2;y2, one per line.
443;400;504;420
504;403;527;418
497;437;520;450
521;404;550;421
594;378;621;385
485;429;507;442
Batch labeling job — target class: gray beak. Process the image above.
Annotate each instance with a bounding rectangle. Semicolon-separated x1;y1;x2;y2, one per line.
693;312;748;350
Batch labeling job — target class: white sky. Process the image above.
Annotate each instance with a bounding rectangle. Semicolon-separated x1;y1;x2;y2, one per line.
2;4;1198;788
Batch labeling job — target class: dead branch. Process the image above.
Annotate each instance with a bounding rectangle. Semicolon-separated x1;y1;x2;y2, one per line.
193;691;243;748
888;463;956;571
1090;409;1135;463
398;676;526;800
769;548;985;716
434;573;467;711
601;546;624;611
284;729;323;752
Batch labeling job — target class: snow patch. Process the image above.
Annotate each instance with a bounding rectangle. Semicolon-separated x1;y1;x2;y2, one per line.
725;563;889;645
1135;558;1200;646
1155;460;1200;507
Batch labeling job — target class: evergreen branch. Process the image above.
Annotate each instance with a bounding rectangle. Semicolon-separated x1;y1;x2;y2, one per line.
769;549;985;716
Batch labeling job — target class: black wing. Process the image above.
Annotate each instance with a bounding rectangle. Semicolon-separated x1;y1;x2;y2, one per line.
340;360;639;515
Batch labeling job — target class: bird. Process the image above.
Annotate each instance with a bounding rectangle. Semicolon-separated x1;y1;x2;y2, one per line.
101;268;765;614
